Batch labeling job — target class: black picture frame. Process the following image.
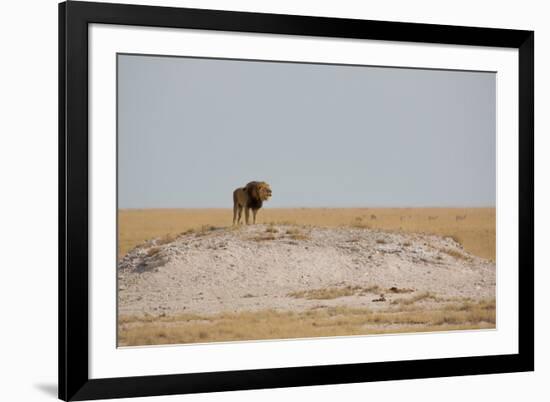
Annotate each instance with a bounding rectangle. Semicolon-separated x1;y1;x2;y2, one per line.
59;1;534;400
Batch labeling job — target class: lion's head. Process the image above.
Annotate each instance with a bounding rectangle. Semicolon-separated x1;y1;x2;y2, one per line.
246;181;272;202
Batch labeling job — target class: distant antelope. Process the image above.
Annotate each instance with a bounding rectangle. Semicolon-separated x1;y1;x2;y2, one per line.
456;215;467;221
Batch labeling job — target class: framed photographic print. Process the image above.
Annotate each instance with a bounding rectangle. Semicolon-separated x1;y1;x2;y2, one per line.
59;1;534;400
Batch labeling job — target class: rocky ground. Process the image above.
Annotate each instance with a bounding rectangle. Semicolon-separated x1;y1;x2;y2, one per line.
118;224;495;317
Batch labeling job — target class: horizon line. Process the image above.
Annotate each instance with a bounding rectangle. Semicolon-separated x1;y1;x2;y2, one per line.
118;206;496;210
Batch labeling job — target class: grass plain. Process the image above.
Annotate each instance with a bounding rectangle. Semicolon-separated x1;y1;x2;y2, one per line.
118;298;495;346
118;207;495;260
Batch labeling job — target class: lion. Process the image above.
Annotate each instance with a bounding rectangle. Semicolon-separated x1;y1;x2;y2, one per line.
233;181;272;225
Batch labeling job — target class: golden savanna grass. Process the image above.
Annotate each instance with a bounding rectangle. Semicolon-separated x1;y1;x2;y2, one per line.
118;298;495;346
118;207;495;260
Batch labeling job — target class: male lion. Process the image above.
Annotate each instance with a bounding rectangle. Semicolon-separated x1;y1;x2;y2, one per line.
233;181;272;224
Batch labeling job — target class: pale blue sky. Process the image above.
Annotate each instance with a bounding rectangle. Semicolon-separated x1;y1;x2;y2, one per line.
118;54;496;208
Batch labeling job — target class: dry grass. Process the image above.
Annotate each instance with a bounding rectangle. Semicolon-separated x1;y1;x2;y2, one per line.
390;291;441;305
284;228;310;241
118;312;205;324
288;233;310;241
155;233;177;245
251;234;277;242
361;285;382;294
288;285;413;300
288;286;363;300
145;247;161;257
350;221;371;229
118;208;495;260
118;298;495;346
440;248;471;261
194;225;220;236
445;234;462;245
387;286;415;294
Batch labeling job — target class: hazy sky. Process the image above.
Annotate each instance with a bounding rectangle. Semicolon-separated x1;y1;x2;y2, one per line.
118;54;496;208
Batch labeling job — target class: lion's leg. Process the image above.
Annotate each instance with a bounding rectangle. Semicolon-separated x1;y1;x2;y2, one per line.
245;207;250;225
233;204;238;225
237;206;243;224
252;209;257;224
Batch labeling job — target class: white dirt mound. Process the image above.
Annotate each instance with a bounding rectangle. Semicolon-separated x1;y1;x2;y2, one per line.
118;225;495;316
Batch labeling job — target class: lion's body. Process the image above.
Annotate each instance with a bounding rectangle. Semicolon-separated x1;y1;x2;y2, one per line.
233;181;272;224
